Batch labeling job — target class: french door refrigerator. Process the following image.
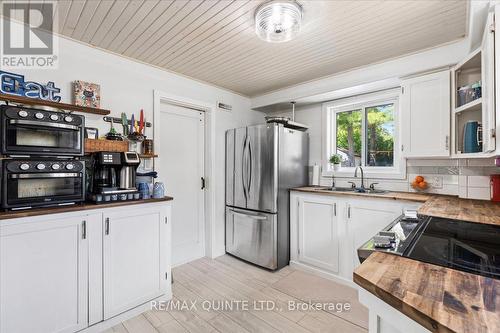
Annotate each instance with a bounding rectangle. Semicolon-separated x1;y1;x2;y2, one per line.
225;123;309;270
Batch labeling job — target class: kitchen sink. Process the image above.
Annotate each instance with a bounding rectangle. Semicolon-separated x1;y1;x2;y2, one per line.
311;187;388;194
364;189;389;194
328;187;356;192
352;188;389;194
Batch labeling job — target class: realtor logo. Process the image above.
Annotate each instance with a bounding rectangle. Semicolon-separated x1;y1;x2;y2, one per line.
1;1;58;68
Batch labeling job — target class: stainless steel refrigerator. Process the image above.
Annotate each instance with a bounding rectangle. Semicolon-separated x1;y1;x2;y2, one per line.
225;123;309;270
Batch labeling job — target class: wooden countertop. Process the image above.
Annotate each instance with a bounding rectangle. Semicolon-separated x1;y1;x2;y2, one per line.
292;187;500;226
418;195;500;226
354;252;500;333
0;197;173;220
292;186;432;202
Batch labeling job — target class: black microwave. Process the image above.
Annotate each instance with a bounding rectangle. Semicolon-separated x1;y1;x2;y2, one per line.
0;105;85;156
1;159;86;209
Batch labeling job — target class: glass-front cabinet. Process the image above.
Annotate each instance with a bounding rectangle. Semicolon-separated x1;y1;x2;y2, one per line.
451;9;497;157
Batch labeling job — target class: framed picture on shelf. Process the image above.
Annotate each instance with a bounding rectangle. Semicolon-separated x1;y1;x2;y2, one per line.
84;127;99;139
73;80;101;108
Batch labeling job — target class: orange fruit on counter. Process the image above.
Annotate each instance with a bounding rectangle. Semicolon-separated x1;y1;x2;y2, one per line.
418;181;428;189
411;180;419;188
415;176;424;183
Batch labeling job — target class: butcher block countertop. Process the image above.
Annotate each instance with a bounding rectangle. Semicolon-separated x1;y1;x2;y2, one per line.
292;186;432;202
292;187;500;225
354;252;500;333
0;197;173;220
418;195;500;226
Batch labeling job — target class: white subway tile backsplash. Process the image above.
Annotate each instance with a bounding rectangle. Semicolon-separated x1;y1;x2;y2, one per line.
458;175;467;187
467;176;490;188
467;187;491;200
459;186;468;198
407;159;458;167
467;158;497;167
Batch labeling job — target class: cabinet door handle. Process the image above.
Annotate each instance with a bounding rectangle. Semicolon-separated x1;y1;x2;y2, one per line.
445;135;449;150
334;203;337;216
82;220;86;240
105;218;110;235
347;206;351;219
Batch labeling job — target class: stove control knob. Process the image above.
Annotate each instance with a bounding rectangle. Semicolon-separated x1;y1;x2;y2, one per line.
50;114;59;121
35;112;44;120
64;116;73;123
18;110;28;118
65;163;74;170
19;163;30;171
51;163;61;170
36;163;46;170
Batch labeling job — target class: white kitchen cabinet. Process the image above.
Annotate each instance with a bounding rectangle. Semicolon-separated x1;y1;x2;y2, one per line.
0;200;172;333
451;9;497;157
290;191;421;284
0;216;88;333
103;205;169;319
345;200;405;275
297;196;340;273
401;70;451;158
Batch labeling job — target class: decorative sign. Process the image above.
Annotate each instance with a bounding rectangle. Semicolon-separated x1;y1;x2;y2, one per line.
73;80;100;108
0;70;61;102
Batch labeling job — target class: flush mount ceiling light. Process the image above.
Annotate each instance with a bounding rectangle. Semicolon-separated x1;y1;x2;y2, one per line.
255;0;303;43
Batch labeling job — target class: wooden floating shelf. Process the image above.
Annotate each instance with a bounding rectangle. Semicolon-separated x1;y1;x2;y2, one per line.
454;98;482;114
0;93;111;115
139;154;158;158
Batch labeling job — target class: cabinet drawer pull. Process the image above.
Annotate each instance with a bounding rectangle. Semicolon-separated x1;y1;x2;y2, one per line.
334;203;337;217
347;206;351;219
82;220;86;240
105;218;110;235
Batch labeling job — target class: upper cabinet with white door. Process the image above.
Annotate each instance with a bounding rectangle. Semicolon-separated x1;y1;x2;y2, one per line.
451;9;497;157
401;70;451;158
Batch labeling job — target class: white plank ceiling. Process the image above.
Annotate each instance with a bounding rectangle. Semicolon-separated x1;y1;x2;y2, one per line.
51;0;467;96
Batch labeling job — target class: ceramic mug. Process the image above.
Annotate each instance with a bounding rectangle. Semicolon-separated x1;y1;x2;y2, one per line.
138;182;150;199
153;182;165;199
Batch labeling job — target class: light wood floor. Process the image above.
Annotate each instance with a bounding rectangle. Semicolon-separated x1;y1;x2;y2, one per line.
103;255;368;333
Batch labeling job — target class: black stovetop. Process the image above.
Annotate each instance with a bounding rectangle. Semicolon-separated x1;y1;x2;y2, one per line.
403;216;500;279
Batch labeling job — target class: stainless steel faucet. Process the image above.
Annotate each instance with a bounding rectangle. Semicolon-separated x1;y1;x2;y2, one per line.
354;166;365;190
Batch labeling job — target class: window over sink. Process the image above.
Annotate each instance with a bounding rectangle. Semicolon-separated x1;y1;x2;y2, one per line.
322;89;405;179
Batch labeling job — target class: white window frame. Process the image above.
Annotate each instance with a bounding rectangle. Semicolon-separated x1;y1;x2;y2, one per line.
321;88;405;179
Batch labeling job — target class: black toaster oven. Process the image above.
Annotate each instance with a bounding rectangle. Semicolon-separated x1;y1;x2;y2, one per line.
1;159;85;209
0;105;85;156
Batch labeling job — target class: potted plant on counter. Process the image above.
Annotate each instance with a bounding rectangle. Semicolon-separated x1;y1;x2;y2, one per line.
329;154;343;171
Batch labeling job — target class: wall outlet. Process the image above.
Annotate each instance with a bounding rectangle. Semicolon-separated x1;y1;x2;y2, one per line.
430;176;443;189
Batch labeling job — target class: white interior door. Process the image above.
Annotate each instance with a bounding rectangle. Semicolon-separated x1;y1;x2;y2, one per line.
158;103;205;266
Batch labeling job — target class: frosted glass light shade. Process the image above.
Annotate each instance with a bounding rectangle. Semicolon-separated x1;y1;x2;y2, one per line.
255;1;302;43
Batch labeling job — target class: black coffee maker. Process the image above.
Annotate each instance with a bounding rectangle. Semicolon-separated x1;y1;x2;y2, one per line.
88;152;142;203
90;152;121;193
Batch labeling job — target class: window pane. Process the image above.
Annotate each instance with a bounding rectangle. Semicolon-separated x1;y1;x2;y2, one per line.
366;104;394;167
336;110;362;167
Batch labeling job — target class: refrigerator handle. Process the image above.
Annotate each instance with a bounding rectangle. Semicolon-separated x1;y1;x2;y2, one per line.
247;139;252;198
228;208;267;220
242;134;248;200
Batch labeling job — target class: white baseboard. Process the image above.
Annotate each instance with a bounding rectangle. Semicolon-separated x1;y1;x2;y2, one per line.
211;246;226;258
289;261;357;288
81;292;172;333
172;251;205;268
